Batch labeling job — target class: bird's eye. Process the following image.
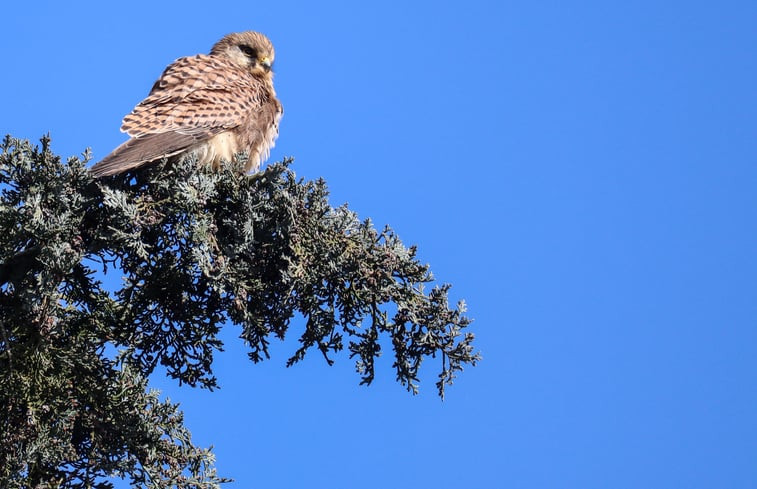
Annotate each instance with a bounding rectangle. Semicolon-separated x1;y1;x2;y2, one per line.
239;45;257;57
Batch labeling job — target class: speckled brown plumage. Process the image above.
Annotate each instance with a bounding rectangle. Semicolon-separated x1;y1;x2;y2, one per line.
91;31;282;177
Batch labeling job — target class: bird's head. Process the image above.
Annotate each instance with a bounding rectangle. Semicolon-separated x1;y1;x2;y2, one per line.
211;31;276;78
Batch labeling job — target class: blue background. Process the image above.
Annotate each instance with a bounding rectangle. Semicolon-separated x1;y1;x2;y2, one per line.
2;1;756;487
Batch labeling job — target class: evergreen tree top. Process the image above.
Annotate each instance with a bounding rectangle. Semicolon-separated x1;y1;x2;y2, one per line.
0;136;478;488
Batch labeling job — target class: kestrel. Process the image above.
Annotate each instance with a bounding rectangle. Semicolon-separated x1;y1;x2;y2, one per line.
90;31;282;177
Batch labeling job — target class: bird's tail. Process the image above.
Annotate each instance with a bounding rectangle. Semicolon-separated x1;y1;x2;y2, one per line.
91;133;197;177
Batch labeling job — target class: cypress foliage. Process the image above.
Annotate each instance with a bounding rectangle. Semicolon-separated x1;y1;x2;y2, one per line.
0;136;479;488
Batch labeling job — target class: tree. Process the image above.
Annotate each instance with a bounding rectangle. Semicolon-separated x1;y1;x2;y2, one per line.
0;136;479;488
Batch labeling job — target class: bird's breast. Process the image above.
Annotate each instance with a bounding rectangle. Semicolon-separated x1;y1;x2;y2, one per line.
190;132;240;170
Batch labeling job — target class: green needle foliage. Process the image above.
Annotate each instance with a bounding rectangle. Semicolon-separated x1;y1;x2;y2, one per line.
0;136;479;488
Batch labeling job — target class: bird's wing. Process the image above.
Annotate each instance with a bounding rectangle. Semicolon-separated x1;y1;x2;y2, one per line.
91;55;269;177
120;55;267;137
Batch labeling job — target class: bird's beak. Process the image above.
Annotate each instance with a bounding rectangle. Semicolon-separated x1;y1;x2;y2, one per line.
260;57;272;70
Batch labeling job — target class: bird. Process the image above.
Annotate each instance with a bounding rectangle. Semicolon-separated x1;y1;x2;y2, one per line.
90;31;283;177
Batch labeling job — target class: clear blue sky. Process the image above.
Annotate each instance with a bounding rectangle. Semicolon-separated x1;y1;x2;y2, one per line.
2;1;756;487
